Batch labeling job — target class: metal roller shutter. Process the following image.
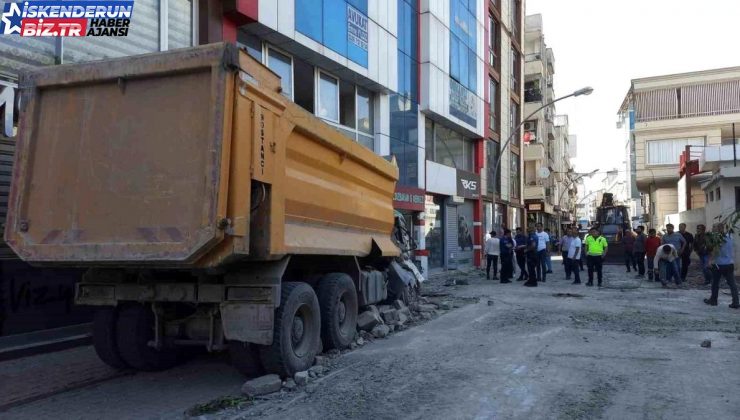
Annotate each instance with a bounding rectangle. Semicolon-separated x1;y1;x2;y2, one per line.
0;137;16;259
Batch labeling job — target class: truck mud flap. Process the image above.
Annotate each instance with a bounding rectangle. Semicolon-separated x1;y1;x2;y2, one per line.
220;303;274;345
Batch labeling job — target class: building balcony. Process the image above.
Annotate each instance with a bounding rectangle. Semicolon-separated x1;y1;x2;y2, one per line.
523;142;546;161
524;183;546;200
524;88;543;103
700;144;739;172
525;59;544;79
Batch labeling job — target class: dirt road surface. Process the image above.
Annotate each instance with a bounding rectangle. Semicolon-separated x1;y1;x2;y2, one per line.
2;262;739;419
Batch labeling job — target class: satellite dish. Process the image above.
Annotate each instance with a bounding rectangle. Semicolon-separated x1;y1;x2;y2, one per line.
538;167;551;179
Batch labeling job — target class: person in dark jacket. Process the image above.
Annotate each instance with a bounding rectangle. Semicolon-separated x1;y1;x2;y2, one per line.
678;223;694;281
514;227;528;281
499;229;514;283
632;226;647;278
617;225;637;272
693;224;712;285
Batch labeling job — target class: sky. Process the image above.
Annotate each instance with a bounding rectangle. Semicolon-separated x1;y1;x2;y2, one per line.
525;0;740;195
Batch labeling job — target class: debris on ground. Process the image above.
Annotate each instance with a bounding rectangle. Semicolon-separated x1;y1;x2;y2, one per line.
241;374;282;397
294;371;309;386
700;340;711;348
283;379;297;391
185;395;252;416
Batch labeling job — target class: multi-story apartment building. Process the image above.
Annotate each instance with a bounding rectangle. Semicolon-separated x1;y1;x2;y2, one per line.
481;0;525;263
521;14;573;233
619;67;740;229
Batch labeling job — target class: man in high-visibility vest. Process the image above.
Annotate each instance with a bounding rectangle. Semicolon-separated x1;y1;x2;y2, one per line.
584;227;608;287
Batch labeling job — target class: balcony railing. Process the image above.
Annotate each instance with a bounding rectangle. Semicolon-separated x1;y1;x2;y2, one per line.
524;88;543;103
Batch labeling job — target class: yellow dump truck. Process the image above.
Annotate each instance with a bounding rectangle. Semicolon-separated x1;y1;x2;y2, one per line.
4;43;421;377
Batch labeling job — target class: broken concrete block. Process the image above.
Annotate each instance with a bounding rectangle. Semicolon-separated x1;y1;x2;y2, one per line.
309;365;329;376
356;337;365;346
294;371;309;386
417;304;438;313
393;300;407;311
371;324;390;338
357;309;383;331
397;312;408;325
701;340;712;348
349;342;358;350
380;308;400;324
241;374;282;397
283;378;297;391
420;312;432;320
314;356;328;366
439;301;453;310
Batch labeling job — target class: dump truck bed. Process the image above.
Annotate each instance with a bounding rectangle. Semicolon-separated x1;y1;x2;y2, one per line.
5;43;399;267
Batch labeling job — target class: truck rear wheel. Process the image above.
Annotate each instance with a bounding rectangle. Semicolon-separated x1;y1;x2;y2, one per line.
318;273;358;350
116;304;180;371
92;307;128;369
229;341;265;377
260;282;320;377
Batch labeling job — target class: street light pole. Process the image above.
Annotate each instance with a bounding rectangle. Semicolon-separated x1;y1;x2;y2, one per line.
556;169;598;238
573;190;597;225
490;87;593;233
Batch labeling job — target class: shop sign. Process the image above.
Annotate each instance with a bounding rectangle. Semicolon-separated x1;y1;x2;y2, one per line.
456;169;480;199
393;186;425;211
527;202;543;212
347;4;368;51
449;79;477;127
0;79;17;138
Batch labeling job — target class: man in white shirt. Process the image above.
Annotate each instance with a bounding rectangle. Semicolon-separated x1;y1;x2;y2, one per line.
535;223;550;282
484;231;500;280
653;244;682;288
566;228;582;284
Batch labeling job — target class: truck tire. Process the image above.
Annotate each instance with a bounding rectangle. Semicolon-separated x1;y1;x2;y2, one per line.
229;341;265;377
260;282;320;377
317;273;358;350
92;307;129;369
116;304;180;371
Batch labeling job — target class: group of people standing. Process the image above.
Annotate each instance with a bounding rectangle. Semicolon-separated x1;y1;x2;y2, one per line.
484;221;737;309
619;222;738;308
484;223;552;287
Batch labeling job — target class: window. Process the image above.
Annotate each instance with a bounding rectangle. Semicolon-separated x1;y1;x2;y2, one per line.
716;187;721;200
488;15;498;67
449;0;477;93
510;100;520;146
339;80;356;128
646;137;704;165
511;153;520;198
487;140;501;193
294;57;315;113
489;78;498;132
267;47;293;99
239;32;263;62
510;48;520;93
425;120;474;171
736;187;740;211
357;87;373;135
709;191;714;202
510;0;520;40
318;72;339;122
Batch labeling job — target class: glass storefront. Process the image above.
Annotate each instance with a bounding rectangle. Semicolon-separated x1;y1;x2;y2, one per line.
424;195;444;270
454;200;475;267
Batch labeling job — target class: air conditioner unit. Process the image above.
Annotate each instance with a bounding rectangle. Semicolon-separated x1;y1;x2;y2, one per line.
524;122;536;131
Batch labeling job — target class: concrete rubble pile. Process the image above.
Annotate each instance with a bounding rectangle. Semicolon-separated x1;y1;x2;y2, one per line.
241;296;459;397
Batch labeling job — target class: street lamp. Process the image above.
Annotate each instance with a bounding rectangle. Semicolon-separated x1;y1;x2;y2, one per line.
557;169;598;238
490;87;593;232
